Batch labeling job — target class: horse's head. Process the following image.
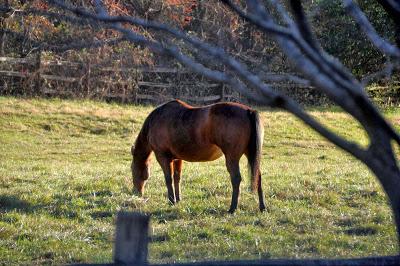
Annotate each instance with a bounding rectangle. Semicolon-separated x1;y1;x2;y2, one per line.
131;159;149;196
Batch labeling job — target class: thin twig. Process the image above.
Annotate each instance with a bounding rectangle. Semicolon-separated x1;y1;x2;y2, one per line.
344;0;400;60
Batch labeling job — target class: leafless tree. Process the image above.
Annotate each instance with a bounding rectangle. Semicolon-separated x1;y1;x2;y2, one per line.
3;0;400;250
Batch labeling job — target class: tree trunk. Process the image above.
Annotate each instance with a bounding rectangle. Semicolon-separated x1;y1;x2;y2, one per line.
367;134;400;249
0;0;8;56
373;168;400;248
0;20;5;56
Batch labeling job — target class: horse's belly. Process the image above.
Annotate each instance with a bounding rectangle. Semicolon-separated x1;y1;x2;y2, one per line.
174;145;223;162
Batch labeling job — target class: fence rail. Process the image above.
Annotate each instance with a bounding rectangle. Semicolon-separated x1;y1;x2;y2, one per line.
0;55;234;104
0;55;327;105
2;55;398;106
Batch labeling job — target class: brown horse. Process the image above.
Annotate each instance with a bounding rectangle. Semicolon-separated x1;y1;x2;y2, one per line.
131;99;265;213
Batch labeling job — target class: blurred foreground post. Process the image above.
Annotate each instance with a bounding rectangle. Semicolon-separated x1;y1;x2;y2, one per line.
114;212;149;266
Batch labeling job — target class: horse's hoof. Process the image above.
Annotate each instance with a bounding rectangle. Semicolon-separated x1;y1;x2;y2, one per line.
168;200;176;205
260;206;266;212
228;208;236;214
132;188;143;197
133;192;143;197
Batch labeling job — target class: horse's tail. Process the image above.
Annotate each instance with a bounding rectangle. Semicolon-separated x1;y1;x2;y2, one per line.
247;110;264;192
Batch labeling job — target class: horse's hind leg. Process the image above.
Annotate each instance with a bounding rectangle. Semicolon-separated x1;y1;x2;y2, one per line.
155;153;175;204
173;159;183;202
225;158;241;214
258;172;266;211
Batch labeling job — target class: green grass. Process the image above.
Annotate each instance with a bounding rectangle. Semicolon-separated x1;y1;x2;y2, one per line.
0;96;398;265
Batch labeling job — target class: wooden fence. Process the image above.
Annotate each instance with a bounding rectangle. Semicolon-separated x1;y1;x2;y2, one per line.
0;55;239;104
82;211;400;266
1;55;399;106
1;54;336;105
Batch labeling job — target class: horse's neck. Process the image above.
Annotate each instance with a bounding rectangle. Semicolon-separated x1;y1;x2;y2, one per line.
133;133;152;163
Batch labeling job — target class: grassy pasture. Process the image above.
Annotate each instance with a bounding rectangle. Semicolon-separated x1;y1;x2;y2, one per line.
0;96;399;265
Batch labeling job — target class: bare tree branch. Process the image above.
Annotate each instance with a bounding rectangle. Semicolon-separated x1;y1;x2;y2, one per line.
224;0;361;95
260;73;312;86
223;0;400;148
0;6;101;29
379;0;400;11
288;0;321;52
361;61;398;86
43;0;400;164
377;0;400;48
0;28;127;53
343;0;400;60
46;0;369;163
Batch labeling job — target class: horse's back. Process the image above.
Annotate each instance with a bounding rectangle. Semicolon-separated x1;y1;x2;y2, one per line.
144;100;211;160
145;100;254;161
208;103;254;154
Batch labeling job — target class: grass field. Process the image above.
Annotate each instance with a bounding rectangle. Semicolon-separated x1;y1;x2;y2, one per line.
0;96;399;265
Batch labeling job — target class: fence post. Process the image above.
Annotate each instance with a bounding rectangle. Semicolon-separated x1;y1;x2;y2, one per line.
220;84;225;102
133;68;139;104
34;49;42;94
85;59;91;97
114;211;149;266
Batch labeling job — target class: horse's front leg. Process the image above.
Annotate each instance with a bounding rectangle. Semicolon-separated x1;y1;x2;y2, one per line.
173;159;183;202
226;158;241;214
155;153;175;204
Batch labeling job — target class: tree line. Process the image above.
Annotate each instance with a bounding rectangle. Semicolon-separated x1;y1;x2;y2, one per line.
0;0;397;80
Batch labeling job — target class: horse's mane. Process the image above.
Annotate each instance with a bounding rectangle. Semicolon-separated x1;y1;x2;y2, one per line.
133;105;163;160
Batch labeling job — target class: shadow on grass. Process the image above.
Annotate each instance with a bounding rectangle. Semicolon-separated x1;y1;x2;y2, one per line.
0;194;38;213
150;208;181;222
0;194;79;220
90;210;113;219
0;193;98;221
344;226;378;236
201;207;231;217
149;233;170;243
149;204;231;224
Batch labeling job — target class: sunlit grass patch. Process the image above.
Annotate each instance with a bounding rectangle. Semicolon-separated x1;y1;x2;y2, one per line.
0;96;398;264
